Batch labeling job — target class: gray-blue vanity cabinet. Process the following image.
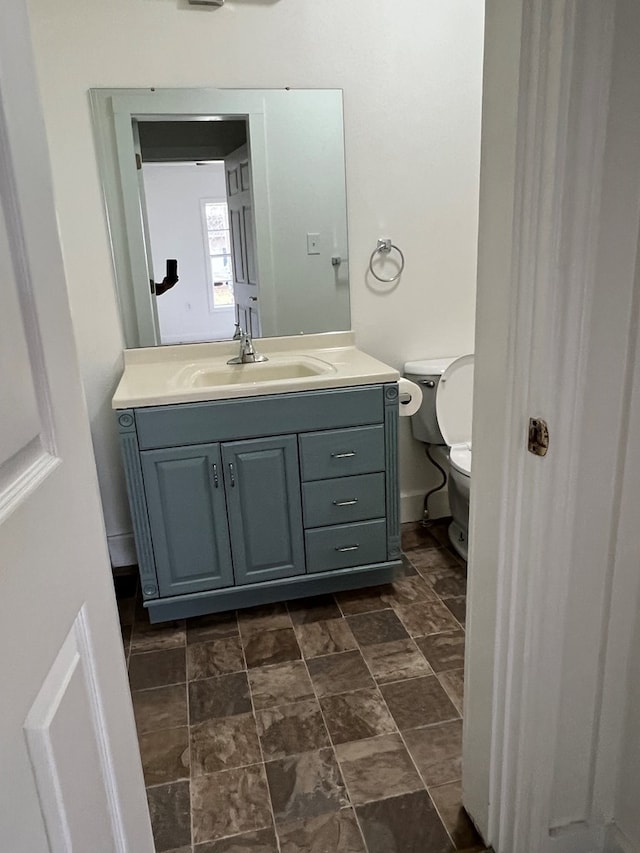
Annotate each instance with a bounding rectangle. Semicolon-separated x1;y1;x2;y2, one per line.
116;383;401;623
221;435;305;585
140;443;234;597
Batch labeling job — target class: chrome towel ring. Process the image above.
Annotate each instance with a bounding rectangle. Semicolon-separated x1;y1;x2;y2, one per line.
369;238;405;283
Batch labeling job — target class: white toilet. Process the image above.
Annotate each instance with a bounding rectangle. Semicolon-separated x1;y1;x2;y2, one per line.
404;355;474;561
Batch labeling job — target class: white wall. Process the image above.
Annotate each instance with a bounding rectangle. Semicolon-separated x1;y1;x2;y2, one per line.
142;162;235;344
25;0;483;559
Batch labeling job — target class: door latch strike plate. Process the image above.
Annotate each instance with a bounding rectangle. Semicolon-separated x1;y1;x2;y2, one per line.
528;417;549;457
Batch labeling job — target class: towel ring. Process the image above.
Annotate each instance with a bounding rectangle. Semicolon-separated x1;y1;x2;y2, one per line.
369;239;405;283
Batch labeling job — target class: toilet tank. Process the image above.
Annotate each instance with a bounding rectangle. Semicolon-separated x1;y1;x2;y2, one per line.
404;357;459;445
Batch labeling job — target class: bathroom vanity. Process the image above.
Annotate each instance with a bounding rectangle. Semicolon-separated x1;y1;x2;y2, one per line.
113;333;402;622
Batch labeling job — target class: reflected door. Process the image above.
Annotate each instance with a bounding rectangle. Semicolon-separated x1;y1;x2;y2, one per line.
225;144;261;337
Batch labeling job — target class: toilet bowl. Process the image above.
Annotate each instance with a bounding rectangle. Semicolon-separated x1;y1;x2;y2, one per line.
404;355;474;561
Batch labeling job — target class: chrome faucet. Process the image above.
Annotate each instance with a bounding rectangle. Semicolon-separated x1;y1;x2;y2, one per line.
227;329;268;365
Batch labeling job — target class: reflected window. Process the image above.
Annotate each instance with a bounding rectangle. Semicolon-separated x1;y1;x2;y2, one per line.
202;200;235;309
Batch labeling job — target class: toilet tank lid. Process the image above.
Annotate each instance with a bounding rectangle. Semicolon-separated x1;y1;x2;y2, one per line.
404;357;460;376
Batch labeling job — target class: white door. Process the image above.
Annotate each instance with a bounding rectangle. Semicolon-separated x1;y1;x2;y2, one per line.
466;2;640;852
0;2;153;850
225;143;261;337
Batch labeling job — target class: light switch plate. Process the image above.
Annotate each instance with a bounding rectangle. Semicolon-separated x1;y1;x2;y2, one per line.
306;233;321;255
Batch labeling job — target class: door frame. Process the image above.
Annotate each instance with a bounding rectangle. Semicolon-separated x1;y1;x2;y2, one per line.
466;1;640;851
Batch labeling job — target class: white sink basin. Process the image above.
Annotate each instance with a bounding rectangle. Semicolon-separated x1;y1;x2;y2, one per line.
175;356;336;389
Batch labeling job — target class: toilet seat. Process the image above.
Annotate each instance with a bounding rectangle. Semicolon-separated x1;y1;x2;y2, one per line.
449;443;471;477
435;354;474;448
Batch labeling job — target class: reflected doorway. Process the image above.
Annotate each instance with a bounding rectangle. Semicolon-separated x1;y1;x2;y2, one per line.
138;118;260;345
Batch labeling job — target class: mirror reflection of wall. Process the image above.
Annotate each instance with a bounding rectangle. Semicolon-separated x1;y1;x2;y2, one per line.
90;88;351;348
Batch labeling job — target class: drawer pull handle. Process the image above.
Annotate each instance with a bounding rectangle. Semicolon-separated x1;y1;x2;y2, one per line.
333;499;358;507
212;463;219;488
229;463;236;487
332;451;356;459
336;544;360;552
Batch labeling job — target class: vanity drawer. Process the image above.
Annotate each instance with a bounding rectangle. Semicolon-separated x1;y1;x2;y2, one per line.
299;425;385;481
305;519;387;573
302;473;386;528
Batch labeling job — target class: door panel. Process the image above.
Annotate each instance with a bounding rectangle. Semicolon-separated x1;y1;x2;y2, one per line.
24;613;117;852
227;165;239;197
222;435;305;584
240;160;251;192
243;204;257;285
229;208;246;284
141;444;234;596
0;180;55;519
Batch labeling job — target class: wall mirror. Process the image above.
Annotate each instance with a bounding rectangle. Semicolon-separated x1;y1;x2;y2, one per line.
90;88;350;348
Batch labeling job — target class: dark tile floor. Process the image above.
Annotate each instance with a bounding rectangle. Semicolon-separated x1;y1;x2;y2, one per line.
117;520;490;853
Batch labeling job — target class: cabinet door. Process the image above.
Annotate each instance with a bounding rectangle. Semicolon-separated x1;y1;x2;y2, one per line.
141;444;233;597
222;436;305;584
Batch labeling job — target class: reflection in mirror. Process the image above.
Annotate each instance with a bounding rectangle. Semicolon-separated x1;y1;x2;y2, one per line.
90;89;350;348
140;118;253;344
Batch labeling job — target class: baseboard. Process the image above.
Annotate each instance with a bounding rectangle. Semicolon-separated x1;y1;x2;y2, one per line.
606;824;636;853
401;489;450;523
107;532;137;569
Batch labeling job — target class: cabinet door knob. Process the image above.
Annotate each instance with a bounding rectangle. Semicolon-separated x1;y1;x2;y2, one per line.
333;499;358;507
228;463;236;487
335;544;359;552
212;463;219;488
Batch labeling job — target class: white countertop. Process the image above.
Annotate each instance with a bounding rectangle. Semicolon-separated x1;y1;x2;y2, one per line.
112;331;399;409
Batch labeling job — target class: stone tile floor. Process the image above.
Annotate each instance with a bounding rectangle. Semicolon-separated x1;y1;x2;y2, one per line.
116;520;490;853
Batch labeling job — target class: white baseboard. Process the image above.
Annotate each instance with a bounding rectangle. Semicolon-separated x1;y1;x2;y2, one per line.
400;489;450;523
606;824;636;853
107;532;137;569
